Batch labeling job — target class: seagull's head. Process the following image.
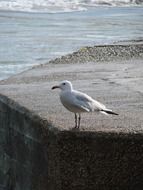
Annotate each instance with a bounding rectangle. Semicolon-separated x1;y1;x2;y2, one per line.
52;80;73;91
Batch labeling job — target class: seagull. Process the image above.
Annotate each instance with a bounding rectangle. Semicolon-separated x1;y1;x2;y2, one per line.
52;80;118;129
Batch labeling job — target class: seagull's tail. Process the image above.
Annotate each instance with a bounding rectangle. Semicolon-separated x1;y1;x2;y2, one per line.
100;109;119;116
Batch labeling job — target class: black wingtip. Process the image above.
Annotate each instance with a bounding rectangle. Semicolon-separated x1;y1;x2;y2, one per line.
102;110;119;115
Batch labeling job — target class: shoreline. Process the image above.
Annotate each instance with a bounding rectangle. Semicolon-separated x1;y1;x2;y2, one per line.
0;6;143;81
0;42;143;83
38;42;143;66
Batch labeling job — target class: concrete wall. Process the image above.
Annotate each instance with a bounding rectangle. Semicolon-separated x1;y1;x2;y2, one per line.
0;94;143;190
57;132;143;190
0;94;59;190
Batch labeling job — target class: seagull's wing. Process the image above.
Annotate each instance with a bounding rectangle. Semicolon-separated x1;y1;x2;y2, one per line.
73;90;106;112
60;91;90;112
66;90;91;112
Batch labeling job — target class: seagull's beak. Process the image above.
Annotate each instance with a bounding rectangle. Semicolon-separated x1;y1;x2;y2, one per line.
51;85;60;90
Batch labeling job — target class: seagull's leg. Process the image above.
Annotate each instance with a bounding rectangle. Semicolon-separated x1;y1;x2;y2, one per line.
74;113;77;128
78;113;81;129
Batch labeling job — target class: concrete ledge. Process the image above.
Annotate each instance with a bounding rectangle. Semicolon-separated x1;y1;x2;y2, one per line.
1;94;143;189
0;44;143;189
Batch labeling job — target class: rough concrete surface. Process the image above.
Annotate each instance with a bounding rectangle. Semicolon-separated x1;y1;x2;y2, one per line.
0;59;143;132
0;44;143;189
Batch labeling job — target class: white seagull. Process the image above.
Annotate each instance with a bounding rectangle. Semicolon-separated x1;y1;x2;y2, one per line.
52;80;118;129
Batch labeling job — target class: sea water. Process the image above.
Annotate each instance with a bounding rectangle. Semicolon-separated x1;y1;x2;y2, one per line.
0;0;143;80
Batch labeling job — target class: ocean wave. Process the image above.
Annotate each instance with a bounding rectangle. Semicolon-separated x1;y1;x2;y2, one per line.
0;0;143;13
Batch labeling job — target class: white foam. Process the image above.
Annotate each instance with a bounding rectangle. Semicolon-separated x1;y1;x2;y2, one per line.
0;0;142;13
0;0;86;13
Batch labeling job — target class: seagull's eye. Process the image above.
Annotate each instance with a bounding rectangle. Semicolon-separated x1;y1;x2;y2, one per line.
63;83;66;85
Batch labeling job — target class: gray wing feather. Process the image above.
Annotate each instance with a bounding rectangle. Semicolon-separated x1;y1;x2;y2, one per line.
73;90;106;111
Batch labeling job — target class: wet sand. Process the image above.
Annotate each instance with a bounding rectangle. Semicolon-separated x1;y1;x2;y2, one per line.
0;43;143;133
